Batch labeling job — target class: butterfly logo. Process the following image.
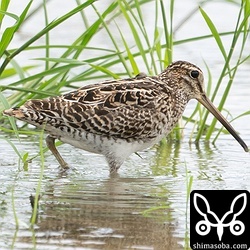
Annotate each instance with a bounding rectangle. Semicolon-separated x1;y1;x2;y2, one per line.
193;192;247;241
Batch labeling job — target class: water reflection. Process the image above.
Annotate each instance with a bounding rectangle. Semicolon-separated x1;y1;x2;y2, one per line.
21;176;182;250
153;139;181;177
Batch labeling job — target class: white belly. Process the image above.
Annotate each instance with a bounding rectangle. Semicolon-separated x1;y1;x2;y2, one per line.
60;131;162;157
45;123;169;167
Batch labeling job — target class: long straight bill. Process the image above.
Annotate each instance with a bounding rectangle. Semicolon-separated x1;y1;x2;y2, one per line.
198;95;249;152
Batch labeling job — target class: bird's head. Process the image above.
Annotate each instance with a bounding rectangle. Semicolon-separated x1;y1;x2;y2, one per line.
159;60;248;152
159;60;205;100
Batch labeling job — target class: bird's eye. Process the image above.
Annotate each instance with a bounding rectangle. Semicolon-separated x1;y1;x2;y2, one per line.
190;70;199;79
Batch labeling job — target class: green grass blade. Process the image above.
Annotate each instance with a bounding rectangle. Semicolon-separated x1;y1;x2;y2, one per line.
0;92;19;139
0;85;56;97
89;64;120;79
160;0;173;67
6;64;82;88
43;0;49;71
0;65;36;79
0;1;32;58
153;27;163;70
199;7;227;60
0;0;95;75
243;0;250;34
204;3;250;140
130;0;158;73
91;3;131;76
2;137;23;160
43;1;119;85
0;11;19;58
116;24;140;75
0;0;10;25
118;0;150;72
30;129;45;225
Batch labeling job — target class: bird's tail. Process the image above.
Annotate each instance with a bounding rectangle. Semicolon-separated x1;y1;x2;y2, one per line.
3;107;26;119
3;101;42;125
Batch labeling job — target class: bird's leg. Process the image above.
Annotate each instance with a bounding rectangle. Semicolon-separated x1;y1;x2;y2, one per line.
109;164;120;178
109;163;119;175
106;156;123;176
46;135;69;169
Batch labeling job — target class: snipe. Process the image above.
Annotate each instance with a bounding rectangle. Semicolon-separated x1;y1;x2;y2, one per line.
3;61;249;173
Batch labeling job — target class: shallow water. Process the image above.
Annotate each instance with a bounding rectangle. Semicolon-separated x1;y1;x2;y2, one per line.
1;1;250;250
0;131;249;249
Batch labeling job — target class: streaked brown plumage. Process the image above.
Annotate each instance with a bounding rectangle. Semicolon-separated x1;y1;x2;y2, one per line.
3;61;249;172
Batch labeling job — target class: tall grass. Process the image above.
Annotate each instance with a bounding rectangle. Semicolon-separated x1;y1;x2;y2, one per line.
0;0;249;143
196;0;250;142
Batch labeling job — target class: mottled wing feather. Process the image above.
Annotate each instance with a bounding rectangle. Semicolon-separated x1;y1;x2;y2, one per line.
23;76;173;140
62;77;159;105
